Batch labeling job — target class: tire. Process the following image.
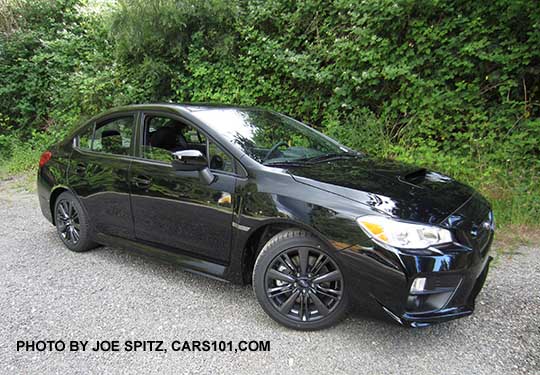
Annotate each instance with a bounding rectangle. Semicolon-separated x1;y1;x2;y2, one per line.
54;191;97;252
253;229;349;330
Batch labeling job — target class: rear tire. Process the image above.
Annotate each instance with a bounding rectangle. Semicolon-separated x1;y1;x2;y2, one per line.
253;229;349;330
54;191;97;252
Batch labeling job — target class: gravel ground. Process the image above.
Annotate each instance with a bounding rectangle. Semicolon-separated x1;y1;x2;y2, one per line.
0;188;538;374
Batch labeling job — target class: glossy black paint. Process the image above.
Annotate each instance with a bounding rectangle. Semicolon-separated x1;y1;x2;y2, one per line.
289;158;477;225
129;157;235;263
37;103;494;327
68;149;133;239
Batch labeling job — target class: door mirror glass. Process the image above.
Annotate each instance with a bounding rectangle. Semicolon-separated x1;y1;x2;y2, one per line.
172;150;208;171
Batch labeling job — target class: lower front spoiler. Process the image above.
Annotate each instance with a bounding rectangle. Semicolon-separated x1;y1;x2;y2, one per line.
399;307;473;328
382;256;492;328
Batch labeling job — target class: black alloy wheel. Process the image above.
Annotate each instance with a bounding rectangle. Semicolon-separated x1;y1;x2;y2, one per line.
266;247;343;322
253;229;348;330
56;198;81;245
54;191;97;252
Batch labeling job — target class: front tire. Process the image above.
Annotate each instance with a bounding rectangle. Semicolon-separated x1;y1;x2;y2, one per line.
253;229;349;330
54;191;97;252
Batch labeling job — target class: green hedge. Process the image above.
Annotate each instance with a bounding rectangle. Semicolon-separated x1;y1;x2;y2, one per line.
0;0;539;225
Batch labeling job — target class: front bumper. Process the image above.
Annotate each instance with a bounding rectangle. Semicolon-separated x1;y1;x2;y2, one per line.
339;242;493;327
338;197;494;327
399;255;492;327
340;190;495;326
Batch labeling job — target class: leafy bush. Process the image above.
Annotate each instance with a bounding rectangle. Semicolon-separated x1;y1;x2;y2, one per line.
0;0;539;226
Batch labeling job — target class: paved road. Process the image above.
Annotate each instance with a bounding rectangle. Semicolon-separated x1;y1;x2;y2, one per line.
0;188;538;374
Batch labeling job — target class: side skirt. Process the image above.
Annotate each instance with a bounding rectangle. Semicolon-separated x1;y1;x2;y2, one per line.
94;233;230;283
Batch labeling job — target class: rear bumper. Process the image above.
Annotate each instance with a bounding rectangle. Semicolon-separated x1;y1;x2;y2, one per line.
37;169;54;224
38;194;53;224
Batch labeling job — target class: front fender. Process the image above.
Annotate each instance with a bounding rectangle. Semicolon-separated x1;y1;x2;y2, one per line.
226;173;376;283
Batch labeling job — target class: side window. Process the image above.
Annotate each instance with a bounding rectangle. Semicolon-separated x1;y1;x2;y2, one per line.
142;115;207;162
77;124;94;151
208;140;234;173
92;117;133;155
141;114;235;173
184;127;205;146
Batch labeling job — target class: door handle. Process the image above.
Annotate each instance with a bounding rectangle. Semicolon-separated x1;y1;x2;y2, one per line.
132;175;152;188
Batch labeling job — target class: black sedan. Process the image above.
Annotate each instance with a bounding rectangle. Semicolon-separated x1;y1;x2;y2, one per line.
37;104;494;330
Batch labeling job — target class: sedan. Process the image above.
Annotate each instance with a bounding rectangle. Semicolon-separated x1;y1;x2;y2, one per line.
37;104;494;330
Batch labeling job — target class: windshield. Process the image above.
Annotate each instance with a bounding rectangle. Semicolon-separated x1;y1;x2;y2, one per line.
191;108;352;164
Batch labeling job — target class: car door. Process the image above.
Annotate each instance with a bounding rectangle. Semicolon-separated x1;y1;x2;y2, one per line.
68;112;137;239
129;111;237;263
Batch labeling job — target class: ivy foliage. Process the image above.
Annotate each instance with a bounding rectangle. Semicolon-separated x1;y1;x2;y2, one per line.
0;0;539;224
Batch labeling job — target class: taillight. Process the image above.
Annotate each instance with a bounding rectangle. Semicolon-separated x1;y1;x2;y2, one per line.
39;151;52;168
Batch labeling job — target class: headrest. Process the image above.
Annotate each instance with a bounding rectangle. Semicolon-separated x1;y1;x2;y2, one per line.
102;129;121;138
150;127;179;149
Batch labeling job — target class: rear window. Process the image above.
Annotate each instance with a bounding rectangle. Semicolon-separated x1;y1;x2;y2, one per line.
76;116;134;156
77;125;94;151
92;117;133;155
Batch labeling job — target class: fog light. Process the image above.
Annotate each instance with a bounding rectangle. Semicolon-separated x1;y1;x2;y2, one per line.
406;275;462;313
410;277;427;294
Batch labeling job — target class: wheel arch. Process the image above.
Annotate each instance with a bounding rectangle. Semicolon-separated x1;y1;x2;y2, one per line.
239;219;335;284
49;186;83;225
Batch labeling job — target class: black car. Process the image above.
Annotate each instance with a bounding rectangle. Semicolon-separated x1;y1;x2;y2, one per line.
37;104;494;330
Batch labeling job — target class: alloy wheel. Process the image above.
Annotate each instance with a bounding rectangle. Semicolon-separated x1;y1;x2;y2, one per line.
56;199;81;245
265;247;344;322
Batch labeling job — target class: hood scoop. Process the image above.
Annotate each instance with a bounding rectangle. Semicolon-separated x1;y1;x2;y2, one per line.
400;168;427;186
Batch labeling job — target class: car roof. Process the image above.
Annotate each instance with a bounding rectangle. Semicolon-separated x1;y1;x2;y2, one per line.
106;103;267;113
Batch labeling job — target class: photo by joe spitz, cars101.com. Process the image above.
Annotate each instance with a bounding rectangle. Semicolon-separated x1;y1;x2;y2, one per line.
37;103;494;330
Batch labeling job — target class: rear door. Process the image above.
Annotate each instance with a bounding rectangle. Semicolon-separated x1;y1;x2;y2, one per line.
129;111;237;263
68;112;137;239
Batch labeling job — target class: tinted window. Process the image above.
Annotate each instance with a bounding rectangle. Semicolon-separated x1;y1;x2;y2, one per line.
92;117;133;155
142;116;207;162
191;109;351;164
142;115;235;173
78;125;94;151
184;126;205;146
208;141;233;173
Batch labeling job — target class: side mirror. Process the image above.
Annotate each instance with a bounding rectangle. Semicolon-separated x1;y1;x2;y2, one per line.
172;149;207;171
172;150;216;184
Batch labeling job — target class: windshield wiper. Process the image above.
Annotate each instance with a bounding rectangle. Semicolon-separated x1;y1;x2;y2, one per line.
263;152;360;167
262;159;310;167
302;152;359;164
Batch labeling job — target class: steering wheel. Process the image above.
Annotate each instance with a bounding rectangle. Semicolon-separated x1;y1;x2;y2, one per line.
264;141;288;162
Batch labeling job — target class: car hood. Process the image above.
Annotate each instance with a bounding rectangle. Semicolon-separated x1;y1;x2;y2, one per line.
287;157;475;225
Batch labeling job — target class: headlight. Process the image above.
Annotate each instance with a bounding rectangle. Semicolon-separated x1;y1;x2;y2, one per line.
356;215;452;249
